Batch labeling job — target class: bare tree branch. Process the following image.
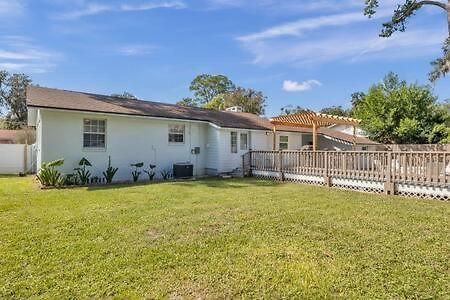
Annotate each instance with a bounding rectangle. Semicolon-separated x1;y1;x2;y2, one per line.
416;0;447;10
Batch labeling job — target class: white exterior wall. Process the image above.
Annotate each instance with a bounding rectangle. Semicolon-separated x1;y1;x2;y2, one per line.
205;125;220;174
275;131;303;150
250;130;272;150
38;109;209;181
216;128;252;172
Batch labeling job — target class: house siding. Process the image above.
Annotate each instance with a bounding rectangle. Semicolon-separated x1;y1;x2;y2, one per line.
217;129;247;173
250;130;272;150
38;109;209;181
205;125;220;174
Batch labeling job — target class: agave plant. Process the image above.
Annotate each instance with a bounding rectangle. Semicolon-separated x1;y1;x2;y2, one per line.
63;173;78;186
130;162;144;182
143;164;156;181
160;169;172;180
103;156;119;184
74;157;92;185
36;159;64;187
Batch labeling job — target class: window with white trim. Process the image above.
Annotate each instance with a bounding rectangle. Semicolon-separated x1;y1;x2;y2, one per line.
230;132;238;153
83;119;106;149
168;124;185;143
279;136;288;150
240;133;248;150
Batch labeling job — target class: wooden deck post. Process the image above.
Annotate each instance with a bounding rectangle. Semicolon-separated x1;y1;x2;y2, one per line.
384;152;395;195
324;151;332;187
278;150;284;181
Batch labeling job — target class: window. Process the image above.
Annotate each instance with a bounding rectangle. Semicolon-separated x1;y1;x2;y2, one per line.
230;132;238;153
83;119;106;149
240;133;248;150
168;124;185;143
279;136;288;150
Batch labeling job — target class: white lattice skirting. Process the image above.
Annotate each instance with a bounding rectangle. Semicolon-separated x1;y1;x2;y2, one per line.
396;183;449;200
331;177;384;194
251;170;449;200
252;170;324;185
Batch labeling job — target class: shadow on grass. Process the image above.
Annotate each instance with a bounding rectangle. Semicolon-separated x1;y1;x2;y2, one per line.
0;174;25;179
86;177;282;191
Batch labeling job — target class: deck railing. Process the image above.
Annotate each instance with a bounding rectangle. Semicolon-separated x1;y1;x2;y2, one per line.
243;150;449;199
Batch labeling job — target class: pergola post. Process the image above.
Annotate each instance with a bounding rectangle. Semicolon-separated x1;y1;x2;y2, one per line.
352;125;356;150
312;122;318;151
272;126;277;151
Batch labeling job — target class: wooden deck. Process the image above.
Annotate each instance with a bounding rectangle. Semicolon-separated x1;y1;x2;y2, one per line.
243;150;449;200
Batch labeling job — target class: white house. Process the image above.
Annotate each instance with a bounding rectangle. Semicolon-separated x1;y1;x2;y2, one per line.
27;86;377;181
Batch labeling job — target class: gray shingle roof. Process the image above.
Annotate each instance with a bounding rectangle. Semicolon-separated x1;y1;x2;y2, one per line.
26;86;377;145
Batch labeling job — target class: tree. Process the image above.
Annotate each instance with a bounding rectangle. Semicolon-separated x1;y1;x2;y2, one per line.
350;92;366;109
320;106;351;117
0;71;32;129
111;91;137;99
176;97;199;107
353;72;449;144
204;88;266;115
189;74;235;105
203;96;225;110
364;0;449;81
280;105;311;115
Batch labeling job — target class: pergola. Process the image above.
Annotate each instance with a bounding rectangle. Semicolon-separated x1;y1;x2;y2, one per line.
270;112;361;151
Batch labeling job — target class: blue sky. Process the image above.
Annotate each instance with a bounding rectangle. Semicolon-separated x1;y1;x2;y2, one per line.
0;0;449;116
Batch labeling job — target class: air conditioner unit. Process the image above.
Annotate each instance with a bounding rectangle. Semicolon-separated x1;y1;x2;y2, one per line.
173;163;193;179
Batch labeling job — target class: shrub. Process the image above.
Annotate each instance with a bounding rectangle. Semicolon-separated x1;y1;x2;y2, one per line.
103;156;119;184
131;162;144;182
74;157;92;185
144;164;156;181
36;159;64;187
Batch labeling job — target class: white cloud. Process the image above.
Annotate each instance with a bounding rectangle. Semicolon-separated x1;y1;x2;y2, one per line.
234;1;441;66
283;79;322;92
0;0;24;15
237;9;392;42
56;1;186;19
118;44;156;56
242;29;445;66
120;1;186;11
0;36;62;73
60;3;112;19
205;0;363;12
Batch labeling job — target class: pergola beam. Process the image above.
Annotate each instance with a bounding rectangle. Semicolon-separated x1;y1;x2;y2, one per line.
270;111;361;151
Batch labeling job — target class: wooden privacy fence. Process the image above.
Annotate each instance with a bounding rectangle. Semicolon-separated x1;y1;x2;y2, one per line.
242;150;449;200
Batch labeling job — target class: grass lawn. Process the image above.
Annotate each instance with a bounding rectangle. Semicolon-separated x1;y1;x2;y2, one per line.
0;176;449;299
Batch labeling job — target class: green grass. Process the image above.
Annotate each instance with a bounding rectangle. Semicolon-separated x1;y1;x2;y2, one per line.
0;176;449;299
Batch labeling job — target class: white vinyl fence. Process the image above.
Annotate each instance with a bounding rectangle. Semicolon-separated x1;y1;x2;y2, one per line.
0;144;36;174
